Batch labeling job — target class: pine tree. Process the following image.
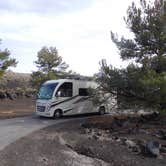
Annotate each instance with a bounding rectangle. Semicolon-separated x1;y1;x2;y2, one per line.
97;0;166;110
31;46;68;88
0;40;17;78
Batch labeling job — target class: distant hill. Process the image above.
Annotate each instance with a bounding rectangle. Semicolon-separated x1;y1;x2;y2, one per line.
0;71;36;99
0;71;31;89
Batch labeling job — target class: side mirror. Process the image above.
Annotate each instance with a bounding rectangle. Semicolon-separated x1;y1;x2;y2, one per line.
56;91;61;98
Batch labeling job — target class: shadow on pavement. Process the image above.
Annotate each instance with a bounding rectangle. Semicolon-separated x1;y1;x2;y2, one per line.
36;112;104;120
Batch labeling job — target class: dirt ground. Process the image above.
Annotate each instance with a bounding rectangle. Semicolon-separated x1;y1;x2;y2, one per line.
0;98;35;119
0;113;165;166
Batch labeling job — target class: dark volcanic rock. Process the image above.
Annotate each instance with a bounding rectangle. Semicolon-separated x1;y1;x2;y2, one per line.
146;140;160;157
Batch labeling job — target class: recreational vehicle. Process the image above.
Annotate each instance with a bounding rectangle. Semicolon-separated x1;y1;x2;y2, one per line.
36;79;108;118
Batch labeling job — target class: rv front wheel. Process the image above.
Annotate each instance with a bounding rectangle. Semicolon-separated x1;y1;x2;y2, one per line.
54;109;62;119
99;106;105;115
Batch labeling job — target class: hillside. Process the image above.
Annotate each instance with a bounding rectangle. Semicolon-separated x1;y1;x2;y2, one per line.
0;70;36;100
0;71;35;118
0;70;31;89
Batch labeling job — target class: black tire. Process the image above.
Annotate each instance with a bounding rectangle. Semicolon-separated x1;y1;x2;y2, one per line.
54;109;62;119
99;106;105;115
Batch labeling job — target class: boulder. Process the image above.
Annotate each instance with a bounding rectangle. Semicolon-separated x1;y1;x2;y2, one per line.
125;139;141;153
146;140;160;157
156;130;166;140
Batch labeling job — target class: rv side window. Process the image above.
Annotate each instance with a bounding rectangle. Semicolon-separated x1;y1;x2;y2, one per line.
79;88;89;96
56;82;73;97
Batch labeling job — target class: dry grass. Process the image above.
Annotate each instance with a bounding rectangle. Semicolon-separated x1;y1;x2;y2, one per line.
0;98;35;119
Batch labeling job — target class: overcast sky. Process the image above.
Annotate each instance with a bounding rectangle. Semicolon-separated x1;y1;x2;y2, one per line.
0;0;138;76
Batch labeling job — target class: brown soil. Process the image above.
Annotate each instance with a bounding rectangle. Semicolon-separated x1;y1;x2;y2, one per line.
0;98;35;119
0;113;165;166
77;113;166;165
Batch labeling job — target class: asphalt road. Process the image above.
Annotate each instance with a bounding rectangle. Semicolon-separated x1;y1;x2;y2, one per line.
0;116;70;151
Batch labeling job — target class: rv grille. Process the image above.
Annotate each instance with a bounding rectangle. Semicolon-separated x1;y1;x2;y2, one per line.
37;106;46;112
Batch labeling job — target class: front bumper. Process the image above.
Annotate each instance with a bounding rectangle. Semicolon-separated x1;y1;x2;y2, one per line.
36;105;54;117
36;110;54;117
36;111;53;117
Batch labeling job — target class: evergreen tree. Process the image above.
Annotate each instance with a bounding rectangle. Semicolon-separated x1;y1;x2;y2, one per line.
0;40;17;78
97;0;166;110
31;46;68;88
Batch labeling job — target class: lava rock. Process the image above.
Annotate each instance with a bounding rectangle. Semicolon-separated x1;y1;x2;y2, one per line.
146;140;161;157
124;139;141;153
160;145;166;154
125;140;137;148
156;130;166;140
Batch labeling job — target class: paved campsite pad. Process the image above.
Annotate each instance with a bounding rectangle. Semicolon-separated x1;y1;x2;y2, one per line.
0;114;166;166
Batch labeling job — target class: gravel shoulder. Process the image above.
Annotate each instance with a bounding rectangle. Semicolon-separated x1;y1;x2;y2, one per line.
0;113;166;166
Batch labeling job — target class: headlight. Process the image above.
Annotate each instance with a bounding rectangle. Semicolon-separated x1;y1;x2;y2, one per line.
46;103;51;111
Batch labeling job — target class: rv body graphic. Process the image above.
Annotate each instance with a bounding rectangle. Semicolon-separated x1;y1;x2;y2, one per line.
36;79;108;118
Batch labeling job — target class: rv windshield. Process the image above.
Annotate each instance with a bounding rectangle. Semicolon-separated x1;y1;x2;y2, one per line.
38;83;58;100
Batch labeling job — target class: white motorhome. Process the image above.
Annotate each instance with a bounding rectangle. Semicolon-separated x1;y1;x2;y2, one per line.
36;79;108;118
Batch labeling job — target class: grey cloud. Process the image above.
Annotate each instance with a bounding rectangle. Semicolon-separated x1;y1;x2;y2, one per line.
0;0;94;14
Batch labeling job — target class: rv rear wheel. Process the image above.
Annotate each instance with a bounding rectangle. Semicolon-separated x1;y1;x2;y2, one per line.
99;106;105;115
54;109;62;119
